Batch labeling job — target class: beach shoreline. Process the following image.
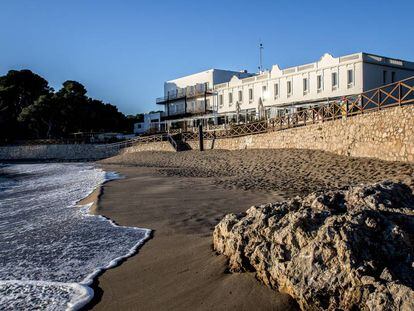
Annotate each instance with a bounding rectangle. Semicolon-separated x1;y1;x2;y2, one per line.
90;164;298;310
88;149;414;310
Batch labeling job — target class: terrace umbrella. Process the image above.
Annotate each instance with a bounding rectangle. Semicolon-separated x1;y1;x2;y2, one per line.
258;97;265;120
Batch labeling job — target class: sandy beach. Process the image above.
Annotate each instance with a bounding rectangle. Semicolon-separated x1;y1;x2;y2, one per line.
90;165;297;310
91;149;414;310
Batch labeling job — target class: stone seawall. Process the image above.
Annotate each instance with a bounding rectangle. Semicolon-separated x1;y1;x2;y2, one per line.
0;141;175;161
188;105;414;162
0;144;119;161
121;141;175;154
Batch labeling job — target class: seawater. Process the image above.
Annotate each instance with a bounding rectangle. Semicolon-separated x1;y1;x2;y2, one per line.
0;163;151;310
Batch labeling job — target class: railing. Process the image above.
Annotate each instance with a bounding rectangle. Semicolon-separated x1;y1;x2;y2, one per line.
181;121;268;141
156;84;213;104
270;76;414;130
166;134;178;151
181;76;414;141
95;133;166;150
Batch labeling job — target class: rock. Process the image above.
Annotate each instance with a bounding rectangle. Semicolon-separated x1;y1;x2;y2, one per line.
213;181;414;310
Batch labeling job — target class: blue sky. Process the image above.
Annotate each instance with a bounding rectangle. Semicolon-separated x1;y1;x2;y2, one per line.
1;0;413;115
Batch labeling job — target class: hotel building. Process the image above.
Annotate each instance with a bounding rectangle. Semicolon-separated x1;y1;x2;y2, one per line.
147;52;414;132
214;52;414;121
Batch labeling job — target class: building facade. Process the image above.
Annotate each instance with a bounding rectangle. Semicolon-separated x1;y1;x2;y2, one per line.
156;69;253;119
133;112;162;135
143;52;414;133
214;52;414;119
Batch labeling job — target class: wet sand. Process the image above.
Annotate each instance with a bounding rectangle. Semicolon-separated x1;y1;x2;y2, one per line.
91;165;298;311
92;149;414;310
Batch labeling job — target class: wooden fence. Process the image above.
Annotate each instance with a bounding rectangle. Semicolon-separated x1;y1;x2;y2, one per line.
95;133;166;150
95;76;414;150
181;75;414;141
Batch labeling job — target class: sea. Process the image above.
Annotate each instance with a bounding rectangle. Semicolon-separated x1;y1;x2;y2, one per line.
0;163;151;310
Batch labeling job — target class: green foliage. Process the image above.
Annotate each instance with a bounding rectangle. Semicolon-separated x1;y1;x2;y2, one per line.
0;70;51;141
18;94;59;138
0;69;134;142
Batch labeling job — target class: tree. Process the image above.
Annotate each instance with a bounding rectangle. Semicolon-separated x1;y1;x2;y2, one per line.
18;94;60;138
0;69;136;142
58;80;87;98
0;69;51;110
0;70;52;141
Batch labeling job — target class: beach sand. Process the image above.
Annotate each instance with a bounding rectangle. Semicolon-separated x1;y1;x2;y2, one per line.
91;166;298;311
101;149;414;196
92;149;414;310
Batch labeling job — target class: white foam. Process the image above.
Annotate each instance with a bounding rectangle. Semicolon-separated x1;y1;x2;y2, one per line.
0;280;92;311
0;163;151;310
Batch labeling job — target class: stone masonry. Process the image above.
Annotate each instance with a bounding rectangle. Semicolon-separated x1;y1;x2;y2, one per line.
189;105;414;163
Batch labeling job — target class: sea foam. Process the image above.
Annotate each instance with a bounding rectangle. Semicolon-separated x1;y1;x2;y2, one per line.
0;163;151;310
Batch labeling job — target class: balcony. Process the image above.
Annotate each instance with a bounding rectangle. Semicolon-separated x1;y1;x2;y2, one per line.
156;83;214;104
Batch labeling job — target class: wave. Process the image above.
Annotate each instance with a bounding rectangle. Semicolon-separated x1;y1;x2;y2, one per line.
0;163;151;310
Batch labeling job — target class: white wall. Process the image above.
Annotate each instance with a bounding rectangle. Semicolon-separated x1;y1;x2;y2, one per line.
215;53;365;114
162;69;253;116
215;52;414;114
362;54;414;91
164;69;252;96
164;70;215;96
134;112;161;134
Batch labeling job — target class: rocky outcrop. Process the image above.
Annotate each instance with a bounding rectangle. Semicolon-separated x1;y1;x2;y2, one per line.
213;181;414;310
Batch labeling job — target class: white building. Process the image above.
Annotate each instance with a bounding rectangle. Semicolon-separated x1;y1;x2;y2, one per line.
156;69;253;119
214;52;414;119
133;112;162;135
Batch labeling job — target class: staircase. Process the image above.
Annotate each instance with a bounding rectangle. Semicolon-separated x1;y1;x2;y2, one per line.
167;133;192;151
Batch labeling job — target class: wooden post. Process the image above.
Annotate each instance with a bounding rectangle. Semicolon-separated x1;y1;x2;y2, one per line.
377;90;381;110
198;124;204;151
345;98;349;118
398;82;402;106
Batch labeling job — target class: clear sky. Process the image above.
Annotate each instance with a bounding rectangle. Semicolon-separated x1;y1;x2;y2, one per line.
1;0;413;115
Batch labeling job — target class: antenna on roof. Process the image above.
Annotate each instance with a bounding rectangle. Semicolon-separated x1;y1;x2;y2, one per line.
259;41;264;73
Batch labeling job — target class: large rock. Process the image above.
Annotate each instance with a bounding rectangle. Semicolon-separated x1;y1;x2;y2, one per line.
213;181;414;310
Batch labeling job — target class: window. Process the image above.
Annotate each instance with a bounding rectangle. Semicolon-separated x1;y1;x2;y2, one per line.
274;83;279;98
303;78;308;94
238;90;243;102
317;75;323;92
228;92;233;105
262;85;267;101
347;69;354;87
332;72;338;89
391;71;396;83
249;88;253;102
383;70;387;84
287;81;292;96
218;94;223;107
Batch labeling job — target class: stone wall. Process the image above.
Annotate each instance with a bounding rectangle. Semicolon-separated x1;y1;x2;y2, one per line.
189;105;414;162
0;144;120;161
3;106;412;162
121;141;175;154
0;141;175;161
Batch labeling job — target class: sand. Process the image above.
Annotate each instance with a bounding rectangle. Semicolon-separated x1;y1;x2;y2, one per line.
91;149;414;310
90;166;297;310
101;149;414;196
